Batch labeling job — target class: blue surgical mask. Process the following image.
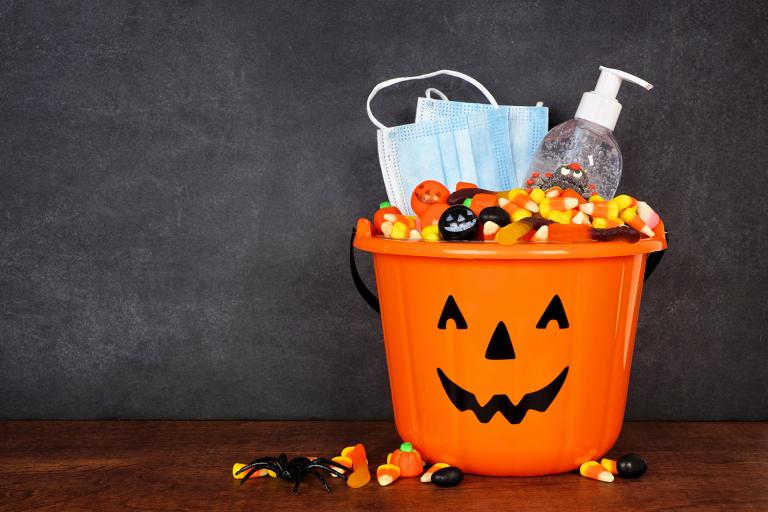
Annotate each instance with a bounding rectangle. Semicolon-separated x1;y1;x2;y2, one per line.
368;70;515;214
415;90;548;188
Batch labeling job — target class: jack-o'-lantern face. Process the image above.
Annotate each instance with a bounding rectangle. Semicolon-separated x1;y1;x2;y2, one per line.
411;180;450;216
435;294;570;424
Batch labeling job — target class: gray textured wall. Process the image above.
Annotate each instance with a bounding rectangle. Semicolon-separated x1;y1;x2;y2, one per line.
1;1;766;420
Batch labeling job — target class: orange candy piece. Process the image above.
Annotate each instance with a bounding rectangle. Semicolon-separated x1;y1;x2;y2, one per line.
600;458;619;475
546;223;592;242
418;202;450;228
455;181;478;190
580;461;614;482
411;180;450;216
468;193;499;217
561;188;587;204
346;443;371;488
376;464;401;486
420;463;450;483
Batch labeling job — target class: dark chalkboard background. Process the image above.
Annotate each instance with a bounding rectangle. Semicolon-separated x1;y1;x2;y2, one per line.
1;1;766;420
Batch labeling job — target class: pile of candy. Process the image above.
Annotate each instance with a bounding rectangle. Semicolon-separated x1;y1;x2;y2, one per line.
232;441;465;493
371;171;661;245
579;454;648;483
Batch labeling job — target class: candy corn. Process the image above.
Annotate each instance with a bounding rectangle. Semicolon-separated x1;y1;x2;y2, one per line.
580;461;614;483
483;221;501;241
610;194;637;211
592;217;625;229
421;224;440;241
511;208;533;222
620;207;655;237
532;225;549;241
600;458;618;475
545;186;562;198
330;456;353;478
529;187;545;204
390;221;409;240
376;464;401;486
508;190;539;212
540;197;580;217
409;229;422;240
580;201;619;219
546;210;571;224
589;194;605;203
636;201;660;229
232;463;269;480
420;463;450;483
561;187;587;204
571;211;589;225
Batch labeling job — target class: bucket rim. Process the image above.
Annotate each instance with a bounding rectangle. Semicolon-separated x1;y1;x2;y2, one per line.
354;218;667;260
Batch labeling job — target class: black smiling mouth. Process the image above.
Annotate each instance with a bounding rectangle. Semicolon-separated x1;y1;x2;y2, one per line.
437;367;569;424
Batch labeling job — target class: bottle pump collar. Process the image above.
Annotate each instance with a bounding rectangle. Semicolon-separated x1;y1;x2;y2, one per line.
574;66;653;131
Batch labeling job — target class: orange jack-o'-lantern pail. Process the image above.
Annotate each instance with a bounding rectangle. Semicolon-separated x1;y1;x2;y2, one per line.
351;218;667;476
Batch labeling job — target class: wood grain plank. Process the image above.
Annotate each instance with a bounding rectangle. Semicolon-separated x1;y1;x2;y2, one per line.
1;422;766;511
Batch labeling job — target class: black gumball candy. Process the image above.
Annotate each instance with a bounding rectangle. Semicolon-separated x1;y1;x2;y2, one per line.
439;205;479;241
431;466;464;487
617;454;647;479
479;206;511;227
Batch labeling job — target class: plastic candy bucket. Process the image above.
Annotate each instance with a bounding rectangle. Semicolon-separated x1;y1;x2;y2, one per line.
351;218;667;476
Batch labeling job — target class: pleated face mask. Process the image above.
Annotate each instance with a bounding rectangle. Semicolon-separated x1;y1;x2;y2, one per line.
415;89;549;188
368;70;514;214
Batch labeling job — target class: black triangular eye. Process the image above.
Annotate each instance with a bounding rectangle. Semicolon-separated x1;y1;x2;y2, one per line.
437;295;467;329
536;295;569;329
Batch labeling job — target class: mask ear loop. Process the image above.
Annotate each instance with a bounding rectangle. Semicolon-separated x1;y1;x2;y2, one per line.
425;88;449;101
366;69;499;130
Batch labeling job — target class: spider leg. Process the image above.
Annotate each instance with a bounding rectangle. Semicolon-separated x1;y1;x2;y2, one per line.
307;462;348;480
308;469;332;493
313;457;353;474
291;479;301;494
237;456;281;475
237;461;282;485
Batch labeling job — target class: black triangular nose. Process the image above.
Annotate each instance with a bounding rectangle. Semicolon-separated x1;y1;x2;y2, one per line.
485;321;516;360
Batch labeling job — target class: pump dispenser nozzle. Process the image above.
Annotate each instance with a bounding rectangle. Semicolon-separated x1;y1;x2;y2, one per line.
574;66;653;131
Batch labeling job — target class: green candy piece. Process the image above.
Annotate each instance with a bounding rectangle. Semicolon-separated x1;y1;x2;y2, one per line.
379;201;392;209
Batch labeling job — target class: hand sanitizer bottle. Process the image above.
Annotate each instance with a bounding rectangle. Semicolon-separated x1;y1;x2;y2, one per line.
527;66;653;198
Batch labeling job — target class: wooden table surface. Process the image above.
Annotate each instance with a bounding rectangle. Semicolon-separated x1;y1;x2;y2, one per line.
1;421;766;511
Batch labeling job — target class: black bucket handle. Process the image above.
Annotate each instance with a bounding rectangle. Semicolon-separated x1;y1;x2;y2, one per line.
350;226;666;314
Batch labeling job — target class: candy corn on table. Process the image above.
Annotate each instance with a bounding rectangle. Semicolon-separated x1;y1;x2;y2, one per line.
0;421;765;511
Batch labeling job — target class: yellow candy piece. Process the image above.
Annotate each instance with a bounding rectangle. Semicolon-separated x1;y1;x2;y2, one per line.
547;210;571;224
589;194;605;203
391;221;408;240
529;188;545;204
341;446;356;458
580;461;614;482
232;463;269;480
592;217;624;229
610;194;636;211
511;208;532;222
539;198;551;218
421;224;440;241
506;188;526;200
496;221;532;245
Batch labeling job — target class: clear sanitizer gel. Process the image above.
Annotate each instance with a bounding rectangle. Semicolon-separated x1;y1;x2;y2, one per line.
527;66;653;198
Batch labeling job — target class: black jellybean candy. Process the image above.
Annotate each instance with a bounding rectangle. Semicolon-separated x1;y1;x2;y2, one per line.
479;206;510;227
431;466;464;487
438;205;479;241
617;454;647;479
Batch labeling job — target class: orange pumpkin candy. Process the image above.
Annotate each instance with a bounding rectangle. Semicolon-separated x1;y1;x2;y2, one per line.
411;181;450;216
389;442;423;477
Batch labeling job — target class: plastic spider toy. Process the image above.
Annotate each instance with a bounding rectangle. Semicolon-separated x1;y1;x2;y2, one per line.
527;162;597;198
235;453;352;494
